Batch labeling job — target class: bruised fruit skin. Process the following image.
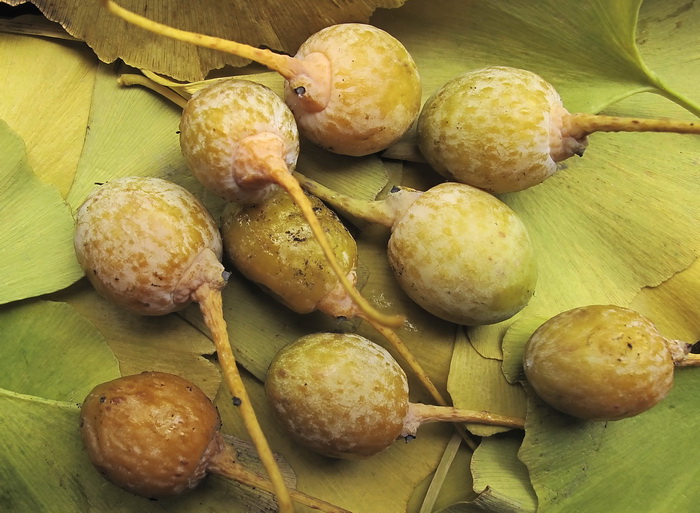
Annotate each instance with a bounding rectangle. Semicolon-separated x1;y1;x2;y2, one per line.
221;188;357;315
284;23;422;156
74;176;224;315
523;305;675;421
387;182;537;325
266;333;409;459
180;79;299;204
80;371;222;498
417;66;582;194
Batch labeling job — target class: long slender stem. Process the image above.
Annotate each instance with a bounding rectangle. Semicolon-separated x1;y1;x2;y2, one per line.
293;171;397;227
272;169;405;329
676;353;700;367
209;440;351;513
403;402;525;437
102;0;303;80
569;112;700;138
193;284;294;513
117;73;188;108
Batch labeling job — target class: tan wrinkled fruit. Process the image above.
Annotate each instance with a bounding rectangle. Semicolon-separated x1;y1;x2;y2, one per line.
523;305;676;421
266;333;410;459
388;182;537;325
80;372;221;498
221;188;357;315
73;176;224;315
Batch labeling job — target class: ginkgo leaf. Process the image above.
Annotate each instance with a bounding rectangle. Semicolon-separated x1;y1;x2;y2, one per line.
4;0;407;82
447;328;527;438
0;119;83;305
50;279;223;400
0;299;120;402
0;32;96;196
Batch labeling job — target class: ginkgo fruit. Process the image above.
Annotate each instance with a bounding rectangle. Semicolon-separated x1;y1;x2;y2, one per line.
294;174;538;326
523;304;699;421
418;66;700;193
265;332;524;459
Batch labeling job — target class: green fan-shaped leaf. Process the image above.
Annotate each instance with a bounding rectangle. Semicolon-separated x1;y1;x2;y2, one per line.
447;328;526;438
519;369;700;513
0;119;83;305
0;299;120;402
0;32;96;196
51;280;223;400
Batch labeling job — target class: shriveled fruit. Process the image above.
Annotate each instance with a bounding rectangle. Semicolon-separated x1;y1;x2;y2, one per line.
522;305;685;421
80;372;353;513
80;371;221;497
103;0;421;157
221;188;357;316
266;333;524;459
296;174;538;326
418;66;700;193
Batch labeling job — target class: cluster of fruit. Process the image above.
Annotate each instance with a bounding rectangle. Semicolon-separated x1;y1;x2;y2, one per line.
75;1;700;511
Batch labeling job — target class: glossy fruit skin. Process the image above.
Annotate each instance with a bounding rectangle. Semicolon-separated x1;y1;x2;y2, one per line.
80;371;222;498
523;305;675;421
417;66;586;193
285;24;422;157
387;182;537;325
74;176;223;315
180;79;299;204
221;188;357;314
266;333;409;459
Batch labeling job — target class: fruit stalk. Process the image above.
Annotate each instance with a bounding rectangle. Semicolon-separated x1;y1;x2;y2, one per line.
192;282;295;513
209;439;352;513
102;0;303;80
401;402;525;438
117;73;188;108
567;112;700;141
293;171;419;227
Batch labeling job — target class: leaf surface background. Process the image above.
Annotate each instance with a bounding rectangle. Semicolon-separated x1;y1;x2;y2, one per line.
0;0;699;511
0;119;83;304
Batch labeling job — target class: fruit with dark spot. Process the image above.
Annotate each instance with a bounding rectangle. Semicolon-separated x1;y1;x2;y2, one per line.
523;304;698;421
